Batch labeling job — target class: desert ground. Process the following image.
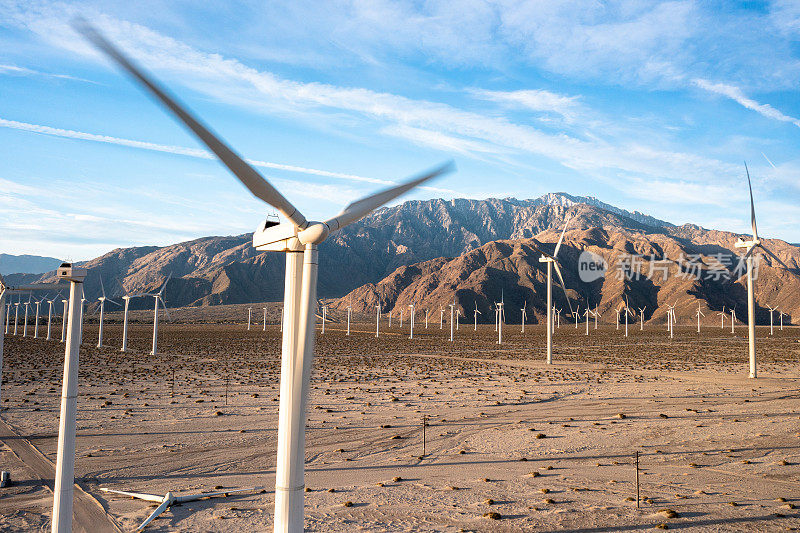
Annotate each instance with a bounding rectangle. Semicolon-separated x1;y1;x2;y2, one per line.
1;307;800;532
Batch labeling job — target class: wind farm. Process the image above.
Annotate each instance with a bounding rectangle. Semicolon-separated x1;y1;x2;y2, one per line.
2;5;800;533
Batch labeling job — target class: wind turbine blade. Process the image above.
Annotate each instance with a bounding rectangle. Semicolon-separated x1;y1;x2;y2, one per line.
136;497;171;530
159;297;172;322
100;488;165;502
158;273;172;296
554;214;572;258
324;161;454;232
552;261;574;316
759;245;791;271
744;161;758;240
529;242;555;260
175;486;264;503
73;19;306;228
107;298;122;307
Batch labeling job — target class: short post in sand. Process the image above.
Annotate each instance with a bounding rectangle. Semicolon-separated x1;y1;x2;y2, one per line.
52;262;87;533
635;451;640;508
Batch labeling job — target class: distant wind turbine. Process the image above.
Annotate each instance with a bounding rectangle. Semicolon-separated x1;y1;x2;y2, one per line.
145;275;171;356
96;276;120;348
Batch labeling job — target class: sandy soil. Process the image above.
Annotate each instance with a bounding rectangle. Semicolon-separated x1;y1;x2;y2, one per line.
1;317;799;532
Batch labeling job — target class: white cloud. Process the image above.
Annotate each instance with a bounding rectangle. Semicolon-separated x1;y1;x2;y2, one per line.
469;88;582;120
693;78;800;128
0;62;96;83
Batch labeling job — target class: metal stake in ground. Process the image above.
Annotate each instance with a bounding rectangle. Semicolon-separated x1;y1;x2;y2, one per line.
422;415;427;456
635;451;640;508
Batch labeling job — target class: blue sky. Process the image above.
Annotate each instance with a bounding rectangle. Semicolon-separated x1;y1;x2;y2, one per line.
1;0;799;260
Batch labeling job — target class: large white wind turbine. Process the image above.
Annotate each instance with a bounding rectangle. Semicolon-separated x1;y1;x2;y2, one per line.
533;216;574;364
96;276;120;348
734;163;792;378
77;20;454;533
144;275;171;356
638;306;646;331
473;302;480;331
375;305;380;338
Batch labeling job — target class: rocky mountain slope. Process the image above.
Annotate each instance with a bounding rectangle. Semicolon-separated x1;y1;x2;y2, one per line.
328;208;800;326
0;254;62;275
15;194;800;322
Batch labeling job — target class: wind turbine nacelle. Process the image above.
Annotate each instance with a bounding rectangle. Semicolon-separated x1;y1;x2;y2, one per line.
253;220;303;252
57;263;87;283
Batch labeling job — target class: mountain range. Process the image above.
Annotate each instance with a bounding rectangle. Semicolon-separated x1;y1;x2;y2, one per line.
5;193;799;324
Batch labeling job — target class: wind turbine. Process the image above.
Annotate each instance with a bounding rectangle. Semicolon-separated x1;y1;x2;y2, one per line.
101;486;262;531
33;295;44;338
78;295;86;345
247;307;253;331
622;299;633;337
583;308;591;335
666;303;676;339
439;306;444;330
767;305;777;335
346;298;352;336
118;281;144;352
533;219;575;363
555;307;562;329
79;23;453;533
456;308;462;330
730;307;737;334
263;307;268;331
520;301;527;333
46;294;59;341
375;305;380;338
96;276;120;348
321;305;327;333
22;294;31;337
425;308;430;329
637;306;646;330
449;300;456;342
408;303;415;339
387;309;392;328
779;309;785;331
399;308;404;328
12;296;19;336
474;302;480;331
734;163;792;378
717;306;726;329
574;305;580;329
4;301;9;335
615;308;620;331
594;305;599;329
60;297;68;342
695;303;705;333
495;299;504;345
145;275;171;356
